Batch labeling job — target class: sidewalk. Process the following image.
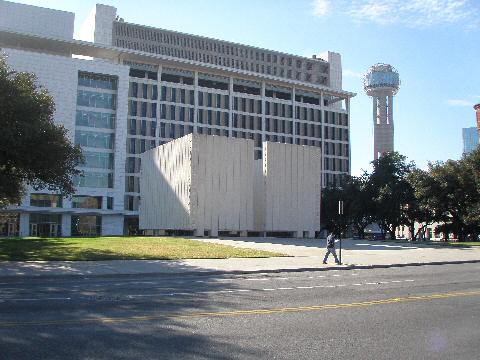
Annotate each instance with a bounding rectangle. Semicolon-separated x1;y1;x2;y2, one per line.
1;238;480;278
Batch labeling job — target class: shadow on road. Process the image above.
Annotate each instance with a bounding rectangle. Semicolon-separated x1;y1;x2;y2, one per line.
0;263;266;359
216;236;478;252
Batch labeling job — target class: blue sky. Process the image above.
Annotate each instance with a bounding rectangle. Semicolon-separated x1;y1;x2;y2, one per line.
12;0;480;175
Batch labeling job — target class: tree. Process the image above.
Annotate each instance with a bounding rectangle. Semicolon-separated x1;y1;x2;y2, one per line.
321;183;346;237
345;174;375;239
321;174;374;239
0;54;83;208
423;149;480;241
403;169;436;240
369;152;416;240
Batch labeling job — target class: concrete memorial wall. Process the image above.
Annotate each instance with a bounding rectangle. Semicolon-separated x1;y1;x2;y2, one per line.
140;134;321;237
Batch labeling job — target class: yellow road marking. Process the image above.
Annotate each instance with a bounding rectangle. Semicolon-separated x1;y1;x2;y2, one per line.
1;290;479;328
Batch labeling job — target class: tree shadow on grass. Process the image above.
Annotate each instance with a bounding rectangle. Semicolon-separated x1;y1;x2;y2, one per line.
0;236;278;262
0;237;138;261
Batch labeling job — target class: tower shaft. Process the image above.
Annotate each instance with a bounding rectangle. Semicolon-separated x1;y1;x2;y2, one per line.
372;93;394;160
475;104;480;133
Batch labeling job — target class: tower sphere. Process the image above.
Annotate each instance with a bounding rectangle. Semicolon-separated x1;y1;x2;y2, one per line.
363;63;400;96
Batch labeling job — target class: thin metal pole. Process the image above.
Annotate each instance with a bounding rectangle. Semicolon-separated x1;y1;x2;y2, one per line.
338;200;343;265
339;225;342;265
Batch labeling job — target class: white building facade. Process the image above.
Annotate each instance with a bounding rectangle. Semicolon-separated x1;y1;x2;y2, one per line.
0;1;355;237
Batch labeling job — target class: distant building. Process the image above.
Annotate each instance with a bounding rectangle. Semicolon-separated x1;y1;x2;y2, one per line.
462;127;479;154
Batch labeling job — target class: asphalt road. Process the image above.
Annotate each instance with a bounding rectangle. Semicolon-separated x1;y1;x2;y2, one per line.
1;263;479;360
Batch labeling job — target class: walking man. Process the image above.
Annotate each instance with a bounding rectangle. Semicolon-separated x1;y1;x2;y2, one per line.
323;232;340;264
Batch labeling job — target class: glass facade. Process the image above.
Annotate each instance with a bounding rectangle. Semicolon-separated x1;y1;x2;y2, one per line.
76;110;115;129
81;151;114;169
72;196;102;209
0;212;19;237
364;71;400;88
30;194;62;208
78;72;118;90
77;90;116;109
74;172;113;188
29;213;61;237
463;127;479;154
71;215;102;236
75;131;114;149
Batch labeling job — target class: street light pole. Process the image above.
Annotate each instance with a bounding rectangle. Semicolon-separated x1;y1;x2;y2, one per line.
338;200;343;265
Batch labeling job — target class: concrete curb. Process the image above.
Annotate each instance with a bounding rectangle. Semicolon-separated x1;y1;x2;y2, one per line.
1;259;480;282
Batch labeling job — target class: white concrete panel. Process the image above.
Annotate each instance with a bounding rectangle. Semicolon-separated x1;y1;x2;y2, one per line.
140;134;254;233
93;4;117;45
263;142;321;235
0;0;74;39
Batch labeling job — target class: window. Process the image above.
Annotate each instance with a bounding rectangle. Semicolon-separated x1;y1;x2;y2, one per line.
74;172;113;188
129;82;138;97
72;196;102;209
76;110;115;129
75;131;114;149
130;69;146;78
125;176;140;192
77;90;116;110
30;194;62;208
71;216;101;236
151;103;157;118
82;151;114;169
78;72;117;90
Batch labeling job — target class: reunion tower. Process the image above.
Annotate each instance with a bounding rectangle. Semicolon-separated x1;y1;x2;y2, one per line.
474;103;480;133
363;64;401;160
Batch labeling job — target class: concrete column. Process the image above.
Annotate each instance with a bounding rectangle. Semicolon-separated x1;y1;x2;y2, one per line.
61;214;71;237
193;71;199;133
320;91;325;188
102;196;108;210
346;97;351;174
388;95;393;126
19;213;29;237
228;77;233;137
292;86;296;143
261;81;266;143
156;65;162;141
20;193;30;207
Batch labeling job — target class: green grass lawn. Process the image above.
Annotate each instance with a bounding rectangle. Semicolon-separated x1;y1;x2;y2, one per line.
0;236;286;261
425;241;480;248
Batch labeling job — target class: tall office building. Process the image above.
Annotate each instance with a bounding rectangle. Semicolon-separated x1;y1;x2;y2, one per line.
462;127;479;154
0;1;355;237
